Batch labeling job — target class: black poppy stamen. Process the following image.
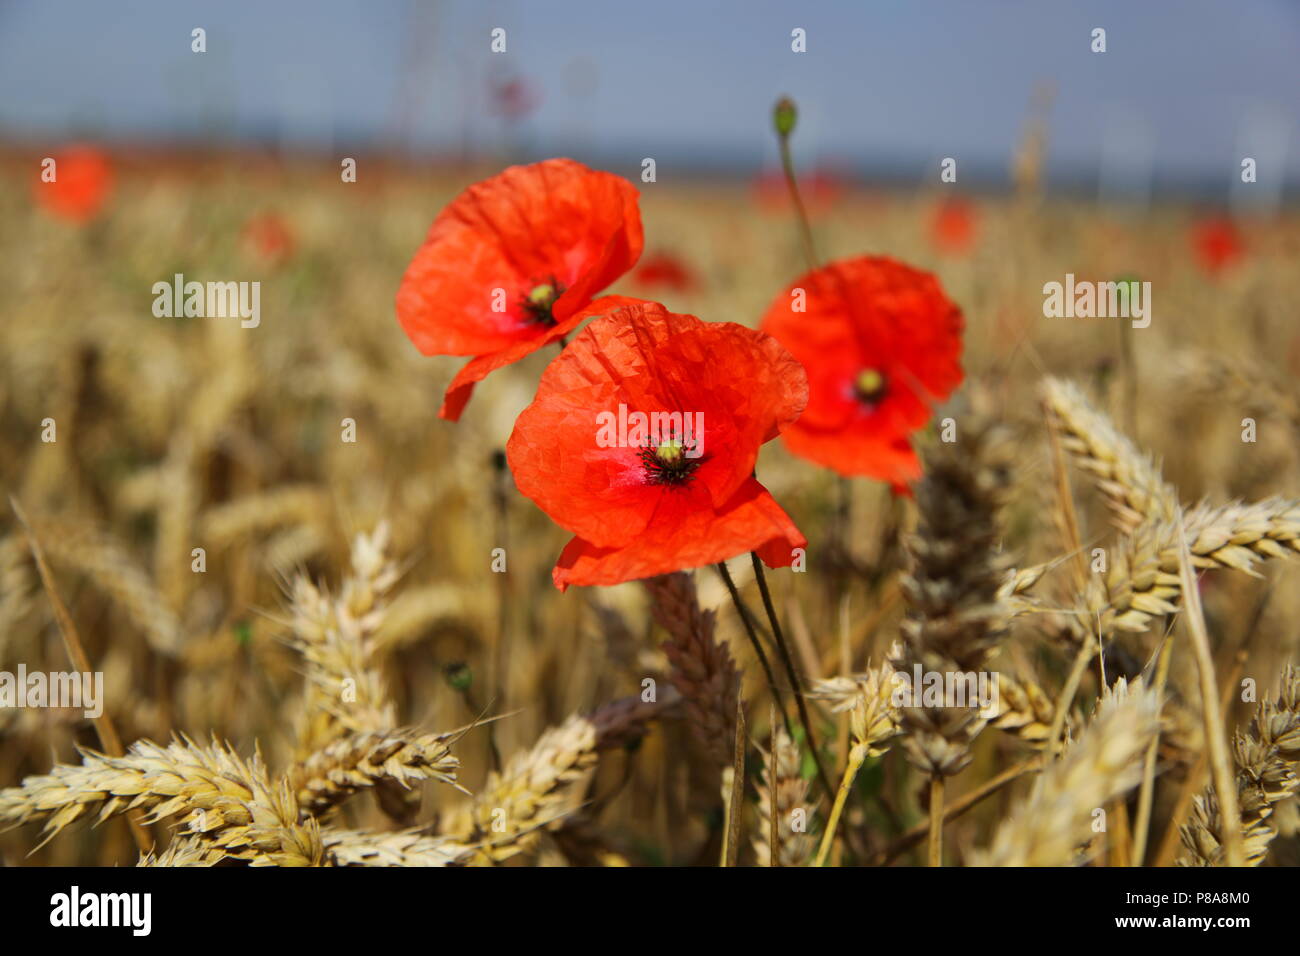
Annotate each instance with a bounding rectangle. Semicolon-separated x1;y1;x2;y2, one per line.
520;276;565;326
639;436;706;486
854;367;887;406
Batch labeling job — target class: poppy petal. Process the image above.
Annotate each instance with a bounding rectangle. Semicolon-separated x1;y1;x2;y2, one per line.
507;300;806;548
397;159;644;417
551;479;805;590
760;255;962;482
439;294;647;421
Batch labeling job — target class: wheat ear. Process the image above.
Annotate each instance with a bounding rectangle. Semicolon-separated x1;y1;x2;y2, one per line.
288;728;461;818
442;714;598;866
972;680;1162;866
644;571;740;766
322;827;472;866
1180;664;1300;866
1042;377;1178;531
753;725;816;866
0;735;324;866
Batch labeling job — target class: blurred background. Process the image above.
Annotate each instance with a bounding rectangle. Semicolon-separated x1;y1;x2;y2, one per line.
2;1;1299;866
1;0;1297;199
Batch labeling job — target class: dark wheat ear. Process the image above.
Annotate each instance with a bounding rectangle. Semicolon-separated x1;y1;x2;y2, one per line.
889;417;1015;866
643;571;740;768
895;418;1015;778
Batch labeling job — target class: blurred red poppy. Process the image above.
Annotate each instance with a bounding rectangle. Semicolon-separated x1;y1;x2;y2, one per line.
490;76;540;121
396;159;644;420
753;166;845;217
506;299;808;589
632;250;698;293
930;197;977;255
242;212;296;266
34;146;112;223
1192;217;1244;275
759;256;964;485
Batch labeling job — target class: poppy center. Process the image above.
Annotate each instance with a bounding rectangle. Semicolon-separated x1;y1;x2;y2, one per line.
854;368;887;405
521;279;564;326
639;437;704;486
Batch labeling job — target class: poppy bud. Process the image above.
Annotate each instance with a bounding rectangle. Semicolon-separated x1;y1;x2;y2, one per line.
773;97;798;139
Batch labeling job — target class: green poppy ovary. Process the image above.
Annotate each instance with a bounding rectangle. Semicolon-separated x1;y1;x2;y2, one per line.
655;439;684;464
855;368;886;402
528;283;557;308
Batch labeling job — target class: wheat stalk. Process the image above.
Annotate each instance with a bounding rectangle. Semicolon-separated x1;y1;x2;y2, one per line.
27;516;182;656
810;660;902;866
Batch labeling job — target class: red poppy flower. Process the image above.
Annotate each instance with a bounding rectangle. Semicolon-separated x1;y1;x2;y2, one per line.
396;159;644;420
930;197;977;256
1191;217;1244;275
33;145;112;223
242;212;296;266
632;250;698;293
759;256;964;485
506;299;808;590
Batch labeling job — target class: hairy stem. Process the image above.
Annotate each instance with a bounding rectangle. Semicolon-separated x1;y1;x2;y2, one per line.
715;561;791;738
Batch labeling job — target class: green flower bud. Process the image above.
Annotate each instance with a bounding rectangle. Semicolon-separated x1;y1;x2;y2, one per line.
773;97;798;138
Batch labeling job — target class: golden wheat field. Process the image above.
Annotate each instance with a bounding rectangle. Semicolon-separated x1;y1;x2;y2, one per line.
1;145;1299;872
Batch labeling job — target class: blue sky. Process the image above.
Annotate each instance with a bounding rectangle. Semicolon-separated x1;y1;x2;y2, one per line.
1;0;1296;192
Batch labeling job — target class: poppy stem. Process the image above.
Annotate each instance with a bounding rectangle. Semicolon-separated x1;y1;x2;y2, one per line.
773;96;821;273
714;561;793;739
488;450;511;771
749;552;836;803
